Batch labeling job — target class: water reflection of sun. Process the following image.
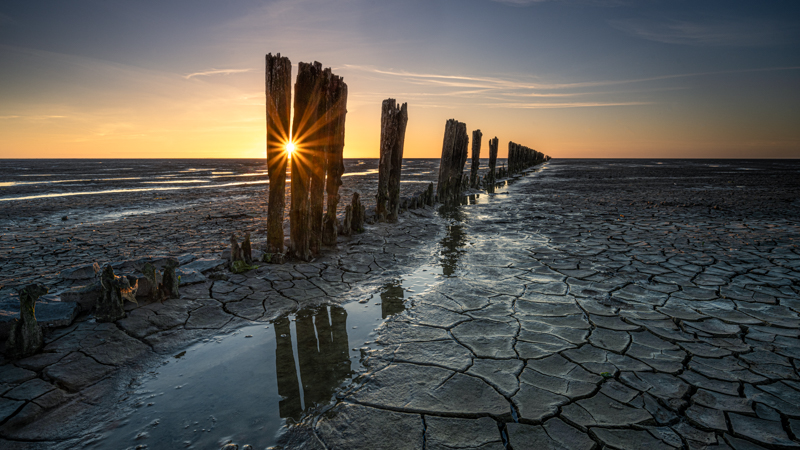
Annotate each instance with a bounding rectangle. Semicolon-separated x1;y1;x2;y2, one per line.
285;141;295;158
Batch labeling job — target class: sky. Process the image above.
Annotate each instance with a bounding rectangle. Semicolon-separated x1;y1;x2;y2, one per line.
0;0;798;159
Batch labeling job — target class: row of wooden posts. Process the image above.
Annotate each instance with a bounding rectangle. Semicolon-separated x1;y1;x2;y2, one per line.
436;119;551;204
264;53;549;262
265;54;352;262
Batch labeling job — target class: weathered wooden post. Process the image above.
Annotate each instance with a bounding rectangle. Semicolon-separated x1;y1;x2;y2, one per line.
5;284;47;358
436;119;469;205
508;142;516;175
290;62;323;261
470;129;482;188
265;53;292;257
487;137;499;187
308;69;332;255
376;99;409;222
323;76;348;246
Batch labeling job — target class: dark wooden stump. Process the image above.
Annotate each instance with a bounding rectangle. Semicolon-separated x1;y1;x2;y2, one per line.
6;284;47;359
97;264;136;322
265;53;292;255
351;192;365;233
160;257;180;300
341;204;352;236
230;234;242;268
242;232;252;264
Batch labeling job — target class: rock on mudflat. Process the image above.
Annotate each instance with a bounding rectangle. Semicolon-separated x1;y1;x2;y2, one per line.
0;296;79;342
560;393;652;429
506;418;595;450
175;268;206;285
590;428;680;449
42;352;114;392
425;416;504;450
729;413;799;448
315;403;422;450
59;282;101;312
348;363;510;417
59;263;100;280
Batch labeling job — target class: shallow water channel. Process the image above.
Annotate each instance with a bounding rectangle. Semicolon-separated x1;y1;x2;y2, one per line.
89;205;479;450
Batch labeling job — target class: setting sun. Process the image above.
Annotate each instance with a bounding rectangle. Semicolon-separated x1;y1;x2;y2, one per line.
285;141;295;157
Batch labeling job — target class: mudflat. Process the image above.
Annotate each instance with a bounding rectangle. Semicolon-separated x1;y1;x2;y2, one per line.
3;159;800;449
285;159;800;450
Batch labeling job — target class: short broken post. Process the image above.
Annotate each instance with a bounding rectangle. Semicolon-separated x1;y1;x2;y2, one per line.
97;264;137;322
376;99;409;222
351;192;365;233
242;232;253;264
230;234;242;269
265;53;292;258
160;257;180;300
5;284;48;359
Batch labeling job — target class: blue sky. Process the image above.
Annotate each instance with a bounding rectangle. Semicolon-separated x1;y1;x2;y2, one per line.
1;0;798;158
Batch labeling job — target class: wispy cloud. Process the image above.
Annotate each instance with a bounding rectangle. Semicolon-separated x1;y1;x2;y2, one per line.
347;63;800;90
490;0;633;6
610;18;798;47
481;101;651;109
0;115;65;120
183;68;253;79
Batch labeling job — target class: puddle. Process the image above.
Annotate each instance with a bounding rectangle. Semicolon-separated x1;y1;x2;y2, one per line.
91;261;452;450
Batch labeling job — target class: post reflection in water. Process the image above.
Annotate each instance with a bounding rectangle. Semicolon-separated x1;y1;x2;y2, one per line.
274;305;351;422
438;207;468;277
381;281;405;319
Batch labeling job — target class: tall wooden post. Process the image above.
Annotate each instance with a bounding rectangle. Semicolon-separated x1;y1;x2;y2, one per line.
308;69;331;255
377;99;408;222
323;76;348;246
436;119;469;205
470;129;482;188
265;53;292;255
290;61;323;261
487;137;498;186
508;142;517;175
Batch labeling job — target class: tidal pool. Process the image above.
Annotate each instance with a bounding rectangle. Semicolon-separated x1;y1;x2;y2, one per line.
90;264;452;450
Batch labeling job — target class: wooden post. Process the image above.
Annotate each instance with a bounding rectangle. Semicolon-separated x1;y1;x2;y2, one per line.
487;137;498;187
436;119;469;205
470;129;482;188
265;53;292;256
308;68;331;255
377;99;409;222
323;75;348;246
508;142;516;175
290;62;323;261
